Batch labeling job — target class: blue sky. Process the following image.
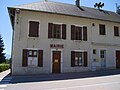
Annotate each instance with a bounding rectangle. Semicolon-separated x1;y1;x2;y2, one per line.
0;0;120;56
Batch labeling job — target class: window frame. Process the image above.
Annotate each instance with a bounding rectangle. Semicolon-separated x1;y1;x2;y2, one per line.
28;20;40;38
71;51;88;67
22;48;43;67
74;52;84;66
114;26;119;37
99;24;106;35
52;24;62;39
71;25;87;41
93;49;97;54
48;22;67;40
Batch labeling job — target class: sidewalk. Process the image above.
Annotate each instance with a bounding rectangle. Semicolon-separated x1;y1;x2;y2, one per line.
10;69;120;84
0;69;10;79
0;69;120;84
0;69;12;84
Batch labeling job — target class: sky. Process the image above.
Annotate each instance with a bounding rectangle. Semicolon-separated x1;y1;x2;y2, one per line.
0;0;120;56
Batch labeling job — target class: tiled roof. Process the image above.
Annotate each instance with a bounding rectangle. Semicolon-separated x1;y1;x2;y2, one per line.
9;1;120;23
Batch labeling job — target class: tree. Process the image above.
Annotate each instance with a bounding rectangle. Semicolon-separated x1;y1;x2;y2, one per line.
0;34;6;63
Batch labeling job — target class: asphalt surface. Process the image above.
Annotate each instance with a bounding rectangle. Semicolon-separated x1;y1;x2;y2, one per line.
0;69;120;90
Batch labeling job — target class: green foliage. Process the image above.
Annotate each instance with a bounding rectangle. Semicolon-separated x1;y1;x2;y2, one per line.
0;34;6;63
6;58;11;64
0;64;10;72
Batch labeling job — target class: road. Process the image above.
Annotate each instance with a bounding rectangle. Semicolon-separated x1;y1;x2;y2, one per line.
1;70;120;90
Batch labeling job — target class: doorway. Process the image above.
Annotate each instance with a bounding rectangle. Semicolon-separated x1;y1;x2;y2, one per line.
52;51;61;73
100;50;106;69
116;51;120;68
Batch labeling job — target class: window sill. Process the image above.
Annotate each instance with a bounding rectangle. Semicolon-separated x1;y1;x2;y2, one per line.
72;66;87;67
27;66;38;67
114;36;120;37
99;34;106;36
72;40;83;42
49;38;64;41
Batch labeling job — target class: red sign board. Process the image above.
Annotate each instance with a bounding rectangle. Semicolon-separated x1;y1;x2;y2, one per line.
50;44;64;48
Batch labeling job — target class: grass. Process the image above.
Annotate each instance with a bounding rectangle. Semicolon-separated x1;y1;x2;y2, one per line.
0;63;10;72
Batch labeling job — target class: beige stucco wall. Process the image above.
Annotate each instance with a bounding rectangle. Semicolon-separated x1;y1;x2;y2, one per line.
12;10;120;75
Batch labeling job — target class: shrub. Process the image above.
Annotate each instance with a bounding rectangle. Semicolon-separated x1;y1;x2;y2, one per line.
0;64;10;72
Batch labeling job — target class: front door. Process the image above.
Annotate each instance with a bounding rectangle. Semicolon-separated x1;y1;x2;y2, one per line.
52;51;61;73
116;51;120;68
100;50;106;69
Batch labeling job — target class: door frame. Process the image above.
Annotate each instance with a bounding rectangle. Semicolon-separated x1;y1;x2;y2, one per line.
100;49;106;69
116;50;120;68
51;49;63;73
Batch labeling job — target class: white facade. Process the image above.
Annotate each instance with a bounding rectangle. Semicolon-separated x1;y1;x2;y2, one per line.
10;8;120;75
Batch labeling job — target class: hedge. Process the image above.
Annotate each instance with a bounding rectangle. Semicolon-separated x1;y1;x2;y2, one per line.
0;64;10;72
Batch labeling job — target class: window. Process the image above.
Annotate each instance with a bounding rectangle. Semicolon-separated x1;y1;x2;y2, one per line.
71;25;87;41
29;21;39;37
93;49;96;54
99;24;106;35
71;51;88;67
100;50;106;58
28;50;37;57
114;26;119;36
22;49;43;67
48;23;66;39
53;24;61;39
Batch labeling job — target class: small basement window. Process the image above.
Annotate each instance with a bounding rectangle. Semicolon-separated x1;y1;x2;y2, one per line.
93;49;96;54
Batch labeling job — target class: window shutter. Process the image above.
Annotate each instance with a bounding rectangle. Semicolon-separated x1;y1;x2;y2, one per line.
83;26;87;41
114;26;119;36
62;24;66;39
48;23;53;38
38;50;43;67
29;21;39;37
71;51;75;67
22;49;28;67
79;27;82;40
71;25;75;40
34;22;39;37
84;52;88;67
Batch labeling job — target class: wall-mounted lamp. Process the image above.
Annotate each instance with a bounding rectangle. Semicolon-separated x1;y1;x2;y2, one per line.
16;9;20;24
16;9;20;14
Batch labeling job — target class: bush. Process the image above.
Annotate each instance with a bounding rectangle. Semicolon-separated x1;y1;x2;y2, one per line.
0;64;10;72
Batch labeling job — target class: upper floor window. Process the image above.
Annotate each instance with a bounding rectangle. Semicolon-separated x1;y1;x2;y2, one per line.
114;26;119;36
71;25;87;41
99;24;106;35
29;21;39;37
48;23;66;39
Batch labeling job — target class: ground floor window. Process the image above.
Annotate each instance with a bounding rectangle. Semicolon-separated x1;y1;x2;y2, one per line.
22;49;43;67
71;51;88;67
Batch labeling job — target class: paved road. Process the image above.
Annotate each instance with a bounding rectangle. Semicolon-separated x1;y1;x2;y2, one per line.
1;69;120;90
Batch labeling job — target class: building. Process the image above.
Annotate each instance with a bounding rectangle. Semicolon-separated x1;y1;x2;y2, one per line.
8;0;120;75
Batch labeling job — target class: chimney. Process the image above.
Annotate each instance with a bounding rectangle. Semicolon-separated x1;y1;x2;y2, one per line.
76;0;80;7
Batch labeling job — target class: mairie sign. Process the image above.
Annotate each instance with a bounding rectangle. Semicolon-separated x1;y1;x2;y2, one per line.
50;44;64;48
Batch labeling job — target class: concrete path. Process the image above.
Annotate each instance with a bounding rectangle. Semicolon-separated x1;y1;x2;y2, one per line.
0;69;12;84
5;71;120;90
10;69;120;84
0;69;10;79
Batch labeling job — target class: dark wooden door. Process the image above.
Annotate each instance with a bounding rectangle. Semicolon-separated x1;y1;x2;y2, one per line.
52;51;61;73
116;51;120;68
